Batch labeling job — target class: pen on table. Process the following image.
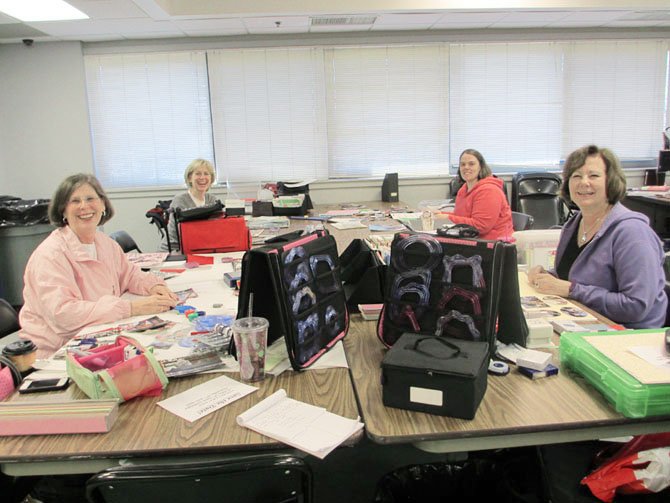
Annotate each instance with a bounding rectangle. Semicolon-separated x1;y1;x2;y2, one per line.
288;216;335;223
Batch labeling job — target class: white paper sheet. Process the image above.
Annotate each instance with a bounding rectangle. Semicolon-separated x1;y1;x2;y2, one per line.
157;375;257;422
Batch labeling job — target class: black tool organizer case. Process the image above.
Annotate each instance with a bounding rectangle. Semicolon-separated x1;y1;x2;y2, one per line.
377;232;527;356
236;229;349;370
381;333;489;419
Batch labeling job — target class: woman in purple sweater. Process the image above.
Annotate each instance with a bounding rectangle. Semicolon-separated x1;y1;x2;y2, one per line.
528;145;667;328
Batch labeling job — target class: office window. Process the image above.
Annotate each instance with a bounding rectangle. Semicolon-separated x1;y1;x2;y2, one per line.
562;40;667;160
324;45;449;178
449;42;563;169
84;52;214;188
207;48;327;186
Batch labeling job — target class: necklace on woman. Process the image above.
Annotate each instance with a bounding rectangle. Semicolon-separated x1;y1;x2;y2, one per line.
579;207;610;244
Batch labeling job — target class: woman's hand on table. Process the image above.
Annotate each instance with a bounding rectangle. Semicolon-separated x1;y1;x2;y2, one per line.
149;284;179;302
528;266;571;297
131;294;176;316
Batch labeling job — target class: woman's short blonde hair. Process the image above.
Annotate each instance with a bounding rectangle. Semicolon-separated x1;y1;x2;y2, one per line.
184;159;216;187
561;145;627;205
48;173;114;228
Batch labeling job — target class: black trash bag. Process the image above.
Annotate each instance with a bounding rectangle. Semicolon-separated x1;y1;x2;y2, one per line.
0;197;50;227
374;449;544;503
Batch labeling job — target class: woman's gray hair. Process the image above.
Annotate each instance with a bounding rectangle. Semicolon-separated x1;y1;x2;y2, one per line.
48;173;114;227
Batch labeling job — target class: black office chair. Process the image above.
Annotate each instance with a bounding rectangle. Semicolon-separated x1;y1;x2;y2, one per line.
511;172;568;229
109;230;142;253
511;211;534;231
0;298;20;340
449;177;464;197
86;454;312;503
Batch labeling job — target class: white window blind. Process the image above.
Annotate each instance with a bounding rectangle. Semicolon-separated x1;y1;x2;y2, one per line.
84;52;213;188
207;48;327;186
562;40;667;160
324;45;449;178
449;42;563;169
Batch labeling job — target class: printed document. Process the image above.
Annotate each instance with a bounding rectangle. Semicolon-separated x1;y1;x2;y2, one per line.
158;375;257;422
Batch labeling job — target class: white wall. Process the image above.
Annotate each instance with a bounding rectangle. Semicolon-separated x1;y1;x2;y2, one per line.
0;42;93;198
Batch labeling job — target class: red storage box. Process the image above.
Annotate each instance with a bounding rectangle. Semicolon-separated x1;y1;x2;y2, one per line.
179;216;251;254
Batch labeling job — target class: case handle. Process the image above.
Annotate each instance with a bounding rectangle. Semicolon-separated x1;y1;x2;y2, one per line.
407;336;461;359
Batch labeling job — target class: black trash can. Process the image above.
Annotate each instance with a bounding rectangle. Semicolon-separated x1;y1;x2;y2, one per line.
0;197;52;306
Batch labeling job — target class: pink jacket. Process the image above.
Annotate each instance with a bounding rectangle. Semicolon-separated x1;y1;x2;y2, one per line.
19;226;165;357
444;176;514;240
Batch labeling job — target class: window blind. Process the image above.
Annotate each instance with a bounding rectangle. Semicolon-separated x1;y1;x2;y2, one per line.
207;47;327;187
562;40;667;160
84;52;213;188
449;42;563;169
324;45;449;178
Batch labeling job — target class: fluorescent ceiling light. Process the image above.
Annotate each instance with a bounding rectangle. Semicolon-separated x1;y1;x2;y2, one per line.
0;0;88;22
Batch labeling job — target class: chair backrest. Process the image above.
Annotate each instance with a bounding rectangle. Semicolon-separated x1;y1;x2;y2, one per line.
146;200;173;251
449;177;464;197
109;231;142;254
86;454;312;503
0;298;20;339
511;211;534;231
511;172;566;229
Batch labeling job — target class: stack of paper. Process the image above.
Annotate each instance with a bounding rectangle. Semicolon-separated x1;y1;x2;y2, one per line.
0;400;119;436
359;303;383;321
237;389;363;459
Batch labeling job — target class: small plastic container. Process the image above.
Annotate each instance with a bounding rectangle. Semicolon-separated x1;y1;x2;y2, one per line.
2;339;37;372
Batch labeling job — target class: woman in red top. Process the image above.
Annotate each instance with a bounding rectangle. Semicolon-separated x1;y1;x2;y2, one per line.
440;149;514;240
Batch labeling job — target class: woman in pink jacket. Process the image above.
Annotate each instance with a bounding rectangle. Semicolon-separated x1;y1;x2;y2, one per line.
440;149;514;240
20;174;178;358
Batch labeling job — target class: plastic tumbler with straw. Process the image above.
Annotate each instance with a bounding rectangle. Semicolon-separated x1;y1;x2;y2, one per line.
232;294;269;382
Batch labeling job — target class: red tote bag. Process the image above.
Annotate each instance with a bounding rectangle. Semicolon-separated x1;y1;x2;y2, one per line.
179;216;251;254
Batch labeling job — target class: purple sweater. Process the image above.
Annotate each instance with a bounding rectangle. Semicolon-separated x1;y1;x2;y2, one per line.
554;202;667;328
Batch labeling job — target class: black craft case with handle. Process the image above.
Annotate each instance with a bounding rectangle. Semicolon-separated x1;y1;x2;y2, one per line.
236;229;349;370
381;333;489;419
377;232;527;357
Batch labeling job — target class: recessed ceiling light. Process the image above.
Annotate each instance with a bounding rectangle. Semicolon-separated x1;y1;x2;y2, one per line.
0;0;88;22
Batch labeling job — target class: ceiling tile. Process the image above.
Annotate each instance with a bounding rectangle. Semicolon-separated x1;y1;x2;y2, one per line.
432;11;508;26
604;19;666;27
26;20;122;37
429;21;493;29
556;10;627;23
172;17;246;31
0;12;18;24
498;11;572;23
309;24;373;33
374;13;442;27
243;16;309;35
0;24;47;38
370;24;433;32
69;0;149;20
61;33;122;42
